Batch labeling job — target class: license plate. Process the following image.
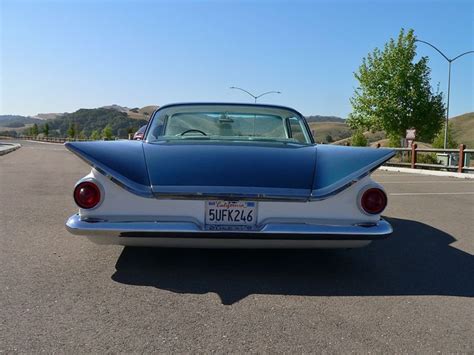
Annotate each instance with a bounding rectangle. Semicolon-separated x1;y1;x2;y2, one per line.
205;200;257;230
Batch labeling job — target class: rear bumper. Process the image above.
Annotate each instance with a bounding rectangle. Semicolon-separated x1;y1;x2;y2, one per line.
65;214;392;248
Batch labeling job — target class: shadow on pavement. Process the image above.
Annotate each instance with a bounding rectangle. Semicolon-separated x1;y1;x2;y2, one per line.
111;217;474;305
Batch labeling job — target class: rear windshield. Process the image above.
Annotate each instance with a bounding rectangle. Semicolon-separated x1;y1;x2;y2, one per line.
146;104;312;144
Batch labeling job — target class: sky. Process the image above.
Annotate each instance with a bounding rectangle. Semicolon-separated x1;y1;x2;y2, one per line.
1;0;473;117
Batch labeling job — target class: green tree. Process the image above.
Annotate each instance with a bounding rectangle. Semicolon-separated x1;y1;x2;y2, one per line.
348;28;445;143
90;130;101;141
78;130;87;140
31;123;39;136
43;123;50;137
67;123;75;138
350;129;368;147
117;128;128;138
432;123;458;149
102;124;113;140
42;108;147;138
325;134;333;143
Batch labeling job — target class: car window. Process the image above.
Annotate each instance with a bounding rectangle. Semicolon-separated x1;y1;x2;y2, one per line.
146;104;312;145
164;113;286;138
289;117;311;143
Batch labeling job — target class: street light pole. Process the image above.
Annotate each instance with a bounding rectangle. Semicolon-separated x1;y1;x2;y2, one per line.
415;39;474;149
445;61;451;149
229;86;281;103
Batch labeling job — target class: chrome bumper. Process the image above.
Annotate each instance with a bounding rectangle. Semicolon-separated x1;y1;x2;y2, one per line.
65;214;392;241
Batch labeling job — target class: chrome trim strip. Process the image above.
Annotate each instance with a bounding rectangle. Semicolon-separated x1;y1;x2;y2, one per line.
151;185;310;201
65;143;153;198
66;214;392;240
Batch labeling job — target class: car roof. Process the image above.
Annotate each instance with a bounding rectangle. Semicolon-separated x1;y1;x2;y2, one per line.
154;102;305;118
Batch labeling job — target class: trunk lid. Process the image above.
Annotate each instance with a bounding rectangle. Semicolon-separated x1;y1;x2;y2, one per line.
143;141;317;200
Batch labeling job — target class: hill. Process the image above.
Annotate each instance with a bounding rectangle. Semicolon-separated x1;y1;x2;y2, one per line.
103;104;159;120
43;108;147;138
100;104;130;112
35;113;66;120
0;115;43;127
450;112;474;148
305;115;345;123
31;105;159;123
310;112;473;147
308;122;351;143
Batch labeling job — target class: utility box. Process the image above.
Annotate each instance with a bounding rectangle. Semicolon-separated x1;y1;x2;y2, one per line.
436;153;449;166
449;153;459;167
465;154;471;167
436;153;464;168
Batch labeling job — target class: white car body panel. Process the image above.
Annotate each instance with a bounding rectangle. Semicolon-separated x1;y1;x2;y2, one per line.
68;169;387;248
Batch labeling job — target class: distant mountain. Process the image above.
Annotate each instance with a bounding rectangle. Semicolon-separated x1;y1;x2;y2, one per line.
35;113;66;120
0;115;43;127
99;104;158;120
43;108;147;138
127;105;159;120
305;115;345;123
29;104;158;123
100;104;130;113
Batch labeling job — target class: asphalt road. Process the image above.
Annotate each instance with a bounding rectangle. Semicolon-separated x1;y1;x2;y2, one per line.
1;140;473;353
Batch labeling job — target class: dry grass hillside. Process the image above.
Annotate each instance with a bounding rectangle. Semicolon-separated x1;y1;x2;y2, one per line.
127;105;159;120
310;112;473;147
308;122;351;143
451;112;474;148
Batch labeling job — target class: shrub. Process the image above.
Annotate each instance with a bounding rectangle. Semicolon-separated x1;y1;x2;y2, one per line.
350;129;367;146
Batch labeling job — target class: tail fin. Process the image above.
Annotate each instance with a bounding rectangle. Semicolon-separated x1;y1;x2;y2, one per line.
65;141;152;197
311;145;394;199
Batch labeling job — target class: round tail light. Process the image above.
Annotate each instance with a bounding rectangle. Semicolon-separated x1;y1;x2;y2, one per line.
360;188;387;215
74;181;101;209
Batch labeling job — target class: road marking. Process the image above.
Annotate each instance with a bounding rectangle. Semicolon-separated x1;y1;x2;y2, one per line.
373;174;412;177
26;140;65;146
390;192;474;196
23;146;64;151
379;181;473;184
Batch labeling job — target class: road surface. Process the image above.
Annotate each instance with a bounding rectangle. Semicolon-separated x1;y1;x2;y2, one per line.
1;140;473;352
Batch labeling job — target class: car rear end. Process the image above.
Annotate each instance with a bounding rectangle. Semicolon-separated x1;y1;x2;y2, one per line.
65;103;394;248
66;168;391;248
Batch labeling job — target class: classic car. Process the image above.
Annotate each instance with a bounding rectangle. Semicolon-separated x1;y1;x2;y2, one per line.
133;125;147;140
65;103;394;248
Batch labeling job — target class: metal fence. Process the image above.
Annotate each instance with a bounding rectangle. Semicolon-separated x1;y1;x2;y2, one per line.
383;144;474;173
0;135;97;143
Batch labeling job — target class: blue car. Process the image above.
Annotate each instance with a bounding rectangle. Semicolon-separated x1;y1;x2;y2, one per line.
65;103;394;248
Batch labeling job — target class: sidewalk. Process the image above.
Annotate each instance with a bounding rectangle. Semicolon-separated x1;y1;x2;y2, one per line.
379;166;474;179
0;142;21;156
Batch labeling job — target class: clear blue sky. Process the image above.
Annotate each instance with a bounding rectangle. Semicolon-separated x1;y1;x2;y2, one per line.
1;0;473;117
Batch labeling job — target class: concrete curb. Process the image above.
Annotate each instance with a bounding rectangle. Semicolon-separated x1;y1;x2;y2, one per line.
0;143;21;156
379;166;474;180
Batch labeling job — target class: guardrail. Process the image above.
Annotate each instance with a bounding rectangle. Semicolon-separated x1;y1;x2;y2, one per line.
0;135;94;143
383;144;473;173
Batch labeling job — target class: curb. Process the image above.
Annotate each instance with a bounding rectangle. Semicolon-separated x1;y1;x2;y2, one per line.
379;166;474;180
0;143;21;156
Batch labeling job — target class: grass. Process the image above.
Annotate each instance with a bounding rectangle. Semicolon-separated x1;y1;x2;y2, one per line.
127;105;159;121
450;112;474;148
308;122;351;143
